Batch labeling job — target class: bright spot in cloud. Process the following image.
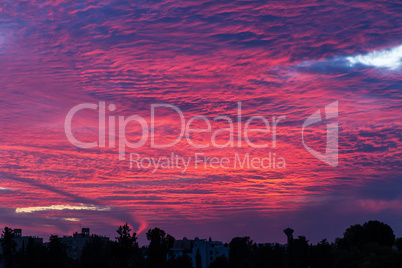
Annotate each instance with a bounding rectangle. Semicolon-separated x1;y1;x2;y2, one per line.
63;218;81;222
346;45;402;69
15;204;111;213
0;187;12;191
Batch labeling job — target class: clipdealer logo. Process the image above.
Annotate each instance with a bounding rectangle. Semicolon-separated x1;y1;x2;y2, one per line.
302;101;338;167
64;101;338;170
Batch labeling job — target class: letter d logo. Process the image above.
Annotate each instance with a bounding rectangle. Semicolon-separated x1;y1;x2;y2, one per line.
302;101;338;167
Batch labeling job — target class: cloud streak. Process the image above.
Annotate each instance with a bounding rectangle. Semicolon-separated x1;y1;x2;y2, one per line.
15;204;111;214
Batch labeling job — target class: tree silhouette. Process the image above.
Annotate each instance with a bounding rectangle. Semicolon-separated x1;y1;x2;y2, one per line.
47;235;69;267
15;237;47;268
195;248;202;268
255;243;286;267
113;223;141;268
395;237;402;251
362;220;395;246
229;237;254;268
333;220;400;267
338;220;395;249
2;220;402;268
146;227;174;268
209;255;229;268
167;254;193;268
309;239;334;268
116;223;139;249
80;235;112;268
288;236;309;268
1;227;16;268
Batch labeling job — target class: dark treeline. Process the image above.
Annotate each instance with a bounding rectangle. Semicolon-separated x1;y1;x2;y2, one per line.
2;220;402;267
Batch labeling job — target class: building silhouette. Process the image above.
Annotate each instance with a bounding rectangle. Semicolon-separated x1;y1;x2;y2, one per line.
171;237;229;268
0;229;43;268
60;228;109;260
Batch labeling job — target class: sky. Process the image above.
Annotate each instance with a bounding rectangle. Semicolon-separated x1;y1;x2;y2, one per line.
0;0;401;245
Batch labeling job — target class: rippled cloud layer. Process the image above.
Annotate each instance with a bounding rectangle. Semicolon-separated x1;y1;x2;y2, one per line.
0;0;401;243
